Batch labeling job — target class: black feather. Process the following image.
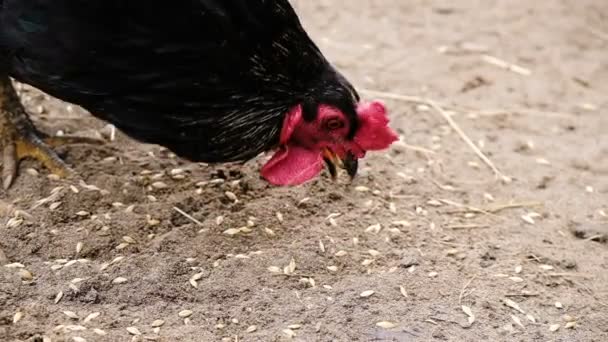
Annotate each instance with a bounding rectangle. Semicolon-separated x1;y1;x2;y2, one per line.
0;0;359;162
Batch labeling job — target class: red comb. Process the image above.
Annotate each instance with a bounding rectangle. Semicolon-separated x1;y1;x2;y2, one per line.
350;101;398;155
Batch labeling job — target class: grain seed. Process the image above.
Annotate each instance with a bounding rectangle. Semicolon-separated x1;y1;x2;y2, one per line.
25;168;39;176
549;324;560;332
462;305;475;324
376;321;397;329
112;277;128;284
54;291;64;304
13;312;23;324
327;266;338;272
83;312;100;324
318;240;325;253
360;290;375;298
151;182;168;189
19;269;33;281
511;315;524;328
399;286;408;298
521;214;535;225
151;320;165;327
69;283;79;293
504;299;525;314
223;228;241;236
225;191;238;201
65;325;86;331
283;329;296;338
283;258;296;275
76;242;83;254
123;236;136;244
334;250;347;257
515;265;523;274
392;221;411;227
72;337;87;342
361;259;374;266
365;224;382;234
49;202;62;211
127;327;142;335
555;302;563;309
63;311;79;319
368;249;381;257
93;328;107;336
115;243;130;250
246;325;257;333
178;310;193;318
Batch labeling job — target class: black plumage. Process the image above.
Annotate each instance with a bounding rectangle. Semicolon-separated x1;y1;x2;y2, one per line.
0;0;358;163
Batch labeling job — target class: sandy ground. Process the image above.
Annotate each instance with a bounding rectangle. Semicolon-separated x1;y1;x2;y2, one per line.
1;0;607;341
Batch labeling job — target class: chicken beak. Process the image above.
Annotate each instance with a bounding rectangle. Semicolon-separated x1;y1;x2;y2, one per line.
322;148;358;180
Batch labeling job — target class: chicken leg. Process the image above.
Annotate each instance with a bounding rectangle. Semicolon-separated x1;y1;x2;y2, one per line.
0;76;102;189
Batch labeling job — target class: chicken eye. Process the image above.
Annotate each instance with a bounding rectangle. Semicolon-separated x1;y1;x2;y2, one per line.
325;118;344;130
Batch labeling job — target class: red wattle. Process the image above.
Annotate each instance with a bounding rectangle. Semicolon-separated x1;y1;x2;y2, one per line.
261;145;324;186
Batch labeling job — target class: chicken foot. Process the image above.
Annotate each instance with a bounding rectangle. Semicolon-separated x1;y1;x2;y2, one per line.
0;76;102;189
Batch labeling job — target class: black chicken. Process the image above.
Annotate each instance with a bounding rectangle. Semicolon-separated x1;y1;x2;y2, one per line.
0;0;397;188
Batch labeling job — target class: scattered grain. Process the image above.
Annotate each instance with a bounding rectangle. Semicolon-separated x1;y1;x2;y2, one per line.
283;328;296;338
151;320;165;328
225;191;238;202
462;305;475;324
511;315;524;328
63;311;79;319
19;269;33;281
178;310;193;318
84;312;101;324
334;250;347;257
49;202;62;211
365;224;382;234
376;321;397;329
112;277;128;284
151;182;168;189
127;327;142;335
360;290;375;298
54;291;64;304
13;312;23;324
504;299;525;313
93;328;107;336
